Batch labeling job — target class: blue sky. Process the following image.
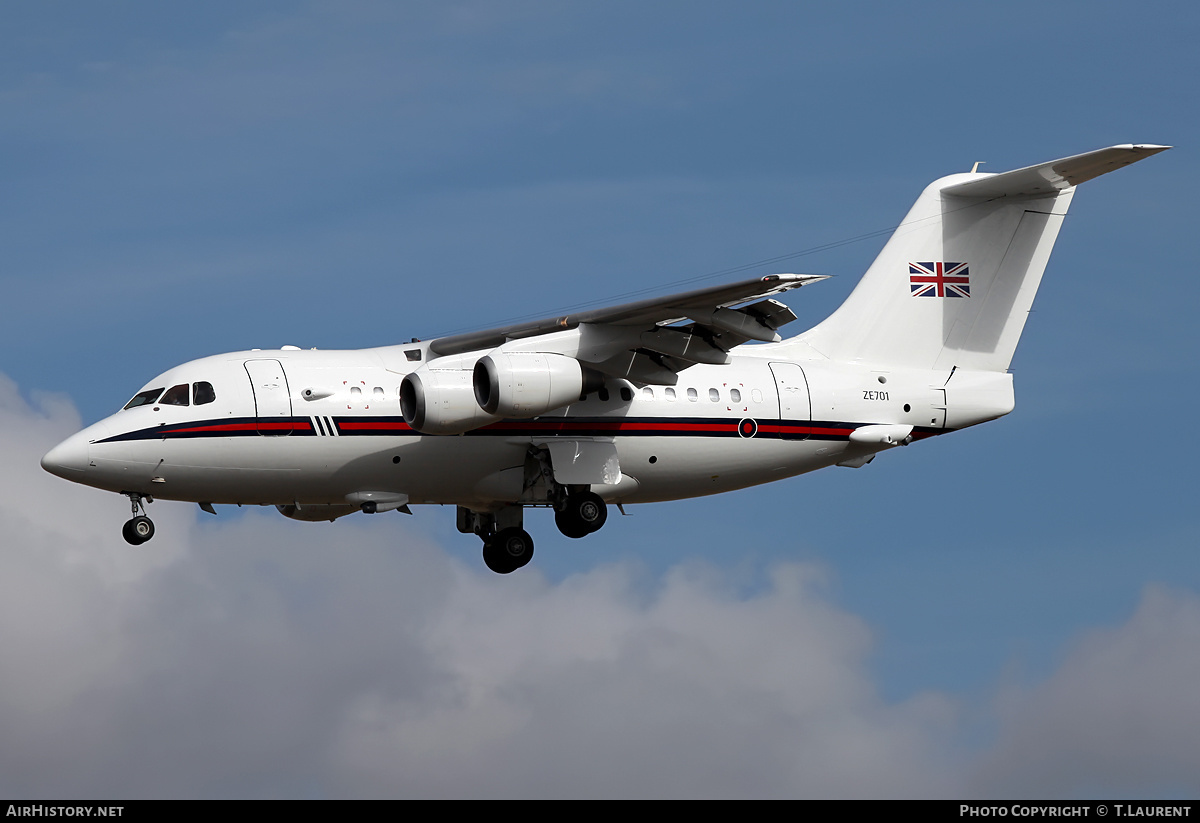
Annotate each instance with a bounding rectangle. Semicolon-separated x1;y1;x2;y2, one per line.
3;1;1198;798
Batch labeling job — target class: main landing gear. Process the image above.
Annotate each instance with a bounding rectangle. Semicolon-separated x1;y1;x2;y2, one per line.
121;494;155;545
459;488;611;575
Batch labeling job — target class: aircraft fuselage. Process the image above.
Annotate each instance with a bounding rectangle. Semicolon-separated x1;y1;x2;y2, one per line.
43;344;1009;512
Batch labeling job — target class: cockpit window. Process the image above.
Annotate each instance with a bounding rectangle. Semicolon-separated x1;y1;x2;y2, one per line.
160;384;190;406
194;381;216;405
123;388;164;410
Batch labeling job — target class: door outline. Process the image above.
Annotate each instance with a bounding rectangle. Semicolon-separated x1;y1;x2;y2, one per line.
244;359;294;435
769;362;811;439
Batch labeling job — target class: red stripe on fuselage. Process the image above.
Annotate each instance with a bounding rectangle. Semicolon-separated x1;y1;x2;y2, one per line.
758;424;854;437
337;420;412;431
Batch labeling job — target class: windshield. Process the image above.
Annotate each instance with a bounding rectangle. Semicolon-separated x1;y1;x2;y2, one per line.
123;387;164;410
159;384;190;406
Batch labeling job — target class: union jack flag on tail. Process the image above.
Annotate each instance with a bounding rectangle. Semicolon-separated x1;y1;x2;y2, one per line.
909;262;970;298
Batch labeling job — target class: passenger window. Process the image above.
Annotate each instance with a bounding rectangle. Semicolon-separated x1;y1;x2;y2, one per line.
194;382;216;405
665;388;676;401
752;389;764;403
124;387;164;410
730;388;742;403
373;387;385;401
160;384;190;406
620;387;633;402
687;388;698;402
351;386;362;399
642;387;654;399
708;388;720;402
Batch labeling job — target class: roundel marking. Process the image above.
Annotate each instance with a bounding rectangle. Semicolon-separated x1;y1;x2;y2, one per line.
738;418;758;438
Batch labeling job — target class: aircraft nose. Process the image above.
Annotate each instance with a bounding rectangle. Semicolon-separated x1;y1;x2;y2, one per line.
41;431;90;478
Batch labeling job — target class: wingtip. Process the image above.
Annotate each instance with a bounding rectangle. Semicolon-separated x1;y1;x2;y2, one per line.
766;273;833;286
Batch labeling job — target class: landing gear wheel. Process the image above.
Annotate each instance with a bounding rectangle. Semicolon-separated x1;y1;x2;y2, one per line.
555;509;590;539
122;515;155;545
482;528;535;574
555;491;608;538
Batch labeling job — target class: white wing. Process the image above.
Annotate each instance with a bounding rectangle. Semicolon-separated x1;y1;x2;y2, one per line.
424;273;827;383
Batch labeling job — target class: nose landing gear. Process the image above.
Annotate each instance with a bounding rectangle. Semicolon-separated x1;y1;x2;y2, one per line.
121;494;155;545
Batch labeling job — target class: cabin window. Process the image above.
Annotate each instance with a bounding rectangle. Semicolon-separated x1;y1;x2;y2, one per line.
160;384;190;406
123;388;164;410
708;388;720;402
687;388;698;402
620;387;633;402
665;388;676;401
752;389;764;403
373;387;385;401
598;387;610;402
194;382;216;405
730;388;742;403
350;386;362;399
642;387;654;400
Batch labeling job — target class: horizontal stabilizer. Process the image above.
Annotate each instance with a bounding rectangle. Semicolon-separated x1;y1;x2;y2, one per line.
942;144;1171;199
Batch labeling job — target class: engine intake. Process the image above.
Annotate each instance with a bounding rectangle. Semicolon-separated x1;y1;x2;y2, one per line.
401;367;501;435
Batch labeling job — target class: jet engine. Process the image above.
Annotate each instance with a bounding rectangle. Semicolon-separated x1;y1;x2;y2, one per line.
400;366;501;435
473;351;591;418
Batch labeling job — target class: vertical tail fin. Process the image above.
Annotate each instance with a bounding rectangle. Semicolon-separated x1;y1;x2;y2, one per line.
785;145;1169;371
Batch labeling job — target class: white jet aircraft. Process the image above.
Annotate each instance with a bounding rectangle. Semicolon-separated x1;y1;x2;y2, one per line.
42;144;1168;573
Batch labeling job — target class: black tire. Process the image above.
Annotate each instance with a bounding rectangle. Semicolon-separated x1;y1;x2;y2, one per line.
482;528;534;574
555;509;590;539
122;515;154;545
481;540;507;573
571;491;607;534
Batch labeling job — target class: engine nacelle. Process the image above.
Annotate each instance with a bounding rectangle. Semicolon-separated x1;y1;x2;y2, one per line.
473;351;586;418
400;366;501;435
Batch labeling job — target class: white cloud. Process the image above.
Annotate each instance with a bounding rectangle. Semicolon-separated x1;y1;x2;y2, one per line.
3;377;1197;798
328;561;961;798
973;585;1200;798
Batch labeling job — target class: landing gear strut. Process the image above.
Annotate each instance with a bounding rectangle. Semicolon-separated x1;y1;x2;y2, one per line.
122;494;155;545
555;491;607;539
